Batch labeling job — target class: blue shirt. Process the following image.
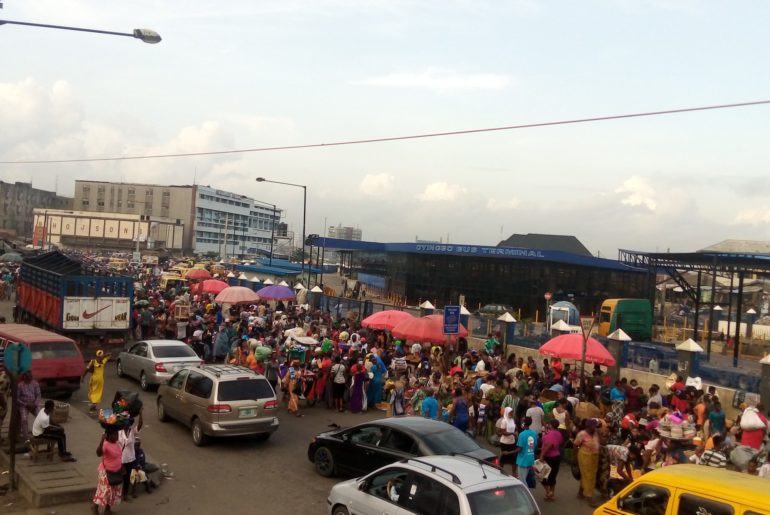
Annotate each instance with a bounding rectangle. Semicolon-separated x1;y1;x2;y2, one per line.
516;429;538;468
610;387;626;401
422;396;439;420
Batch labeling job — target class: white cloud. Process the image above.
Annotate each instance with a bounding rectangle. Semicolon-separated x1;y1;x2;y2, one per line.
615;176;657;211
417;182;467;202
733;208;770;225
353;68;512;92
359;173;394;196
486;197;519;211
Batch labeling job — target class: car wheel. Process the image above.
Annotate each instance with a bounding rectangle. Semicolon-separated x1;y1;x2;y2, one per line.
116;360;124;378
191;418;208;446
157;399;169;422
331;506;349;515
140;371;150;391
314;446;335;477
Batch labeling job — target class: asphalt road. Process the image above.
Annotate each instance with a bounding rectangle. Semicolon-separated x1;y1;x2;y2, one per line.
7;363;596;515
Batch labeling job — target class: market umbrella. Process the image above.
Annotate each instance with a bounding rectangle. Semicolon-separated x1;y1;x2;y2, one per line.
263;278;274;285
214;286;260;305
538;333;616;366
0;252;22;263
256;284;296;301
186;268;211;280
196;279;229;295
361;310;414;331
391;314;468;345
293;282;305;290
278;280;289;287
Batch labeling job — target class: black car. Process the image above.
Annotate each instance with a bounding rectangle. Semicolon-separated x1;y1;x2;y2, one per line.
307;417;497;478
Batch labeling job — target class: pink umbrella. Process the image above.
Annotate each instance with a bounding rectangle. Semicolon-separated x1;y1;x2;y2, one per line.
391;314;468;345
186;268;212;280
196;279;229;295
214;286;260;305
538;333;616;366
361;310;414;331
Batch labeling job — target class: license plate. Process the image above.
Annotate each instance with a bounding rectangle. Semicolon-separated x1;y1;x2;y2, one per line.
239;408;256;418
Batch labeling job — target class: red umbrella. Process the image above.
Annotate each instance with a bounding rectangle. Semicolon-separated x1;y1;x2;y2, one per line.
214;286;260;305
538;333;616;366
391;314;468;345
186;268;212;280
361;310;414;331
196;279;229;295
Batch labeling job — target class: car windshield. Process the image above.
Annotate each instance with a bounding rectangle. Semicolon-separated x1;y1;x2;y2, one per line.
217;378;274;401
423;428;479;454
153;345;197;358
29;341;80;359
468;486;538;515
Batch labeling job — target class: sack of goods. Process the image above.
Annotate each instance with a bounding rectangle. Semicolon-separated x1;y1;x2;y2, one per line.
740;407;767;431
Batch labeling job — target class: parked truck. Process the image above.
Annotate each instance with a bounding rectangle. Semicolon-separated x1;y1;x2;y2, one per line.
15;251;134;359
597;298;653;341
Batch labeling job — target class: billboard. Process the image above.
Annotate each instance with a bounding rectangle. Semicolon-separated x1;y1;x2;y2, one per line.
62;297;131;330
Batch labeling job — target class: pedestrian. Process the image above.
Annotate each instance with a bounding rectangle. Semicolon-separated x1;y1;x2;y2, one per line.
139;307;152;339
92;429;123;514
389;381;406;417
421;389;439;421
119;413;142;501
516;416;538;489
285;359;303;417
540;419;564;501
449;387;470;432
496;407;518;476
82;350;110;413
32;399;76;462
0;370;9;446
349;359;368;414
574;419;601;505
17;371;41;442
264;353;280;392
708;402;726;437
330;355;347;413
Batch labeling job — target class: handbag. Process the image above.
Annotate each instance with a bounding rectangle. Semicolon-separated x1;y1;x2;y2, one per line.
570;460;581;480
106;467;124;486
533;459;552;481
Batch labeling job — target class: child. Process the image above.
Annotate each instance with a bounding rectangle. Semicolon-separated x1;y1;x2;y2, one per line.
131;438;154;496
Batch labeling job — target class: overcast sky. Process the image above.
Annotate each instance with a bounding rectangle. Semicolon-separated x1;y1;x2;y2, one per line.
2;0;770;257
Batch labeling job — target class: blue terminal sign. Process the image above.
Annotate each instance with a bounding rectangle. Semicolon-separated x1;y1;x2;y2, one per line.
443;306;461;335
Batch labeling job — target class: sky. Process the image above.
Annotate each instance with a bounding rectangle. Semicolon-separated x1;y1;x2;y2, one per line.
2;0;770;258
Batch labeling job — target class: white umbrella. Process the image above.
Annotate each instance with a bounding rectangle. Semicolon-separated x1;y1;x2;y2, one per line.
250;276;261;282
311;286;323;293
238;273;248;280
293;282;305;290
460;306;471;315
419;300;435;309
497;312;517;323
263;278;274;285
226;272;236;278
278;280;289;287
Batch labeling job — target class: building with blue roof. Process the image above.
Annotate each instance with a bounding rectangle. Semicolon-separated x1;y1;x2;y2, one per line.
308;235;648;317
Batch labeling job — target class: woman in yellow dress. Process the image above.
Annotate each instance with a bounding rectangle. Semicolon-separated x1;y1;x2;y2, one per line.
82;350;110;412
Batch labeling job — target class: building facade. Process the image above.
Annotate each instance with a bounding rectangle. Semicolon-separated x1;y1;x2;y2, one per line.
328;225;362;241
0;181;72;238
32;209;185;252
74;181;283;257
194;185;282;258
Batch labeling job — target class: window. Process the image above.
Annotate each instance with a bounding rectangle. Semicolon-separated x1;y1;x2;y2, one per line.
424;427;479;455
364;468;410;505
379;429;417;454
399;472;458;515
347;425;384;446
129;343;148;358
81;200;90;206
29;341;80;359
617;484;670;515
152;345;197;358
185;372;213;399
167;369;189;390
467;485;537;515
677;494;734;515
217;378;274;401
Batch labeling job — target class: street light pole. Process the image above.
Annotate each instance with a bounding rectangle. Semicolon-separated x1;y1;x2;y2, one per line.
0;19;162;43
256;178;307;286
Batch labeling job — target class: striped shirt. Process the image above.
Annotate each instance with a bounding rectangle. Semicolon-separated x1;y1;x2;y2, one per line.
701;449;727;468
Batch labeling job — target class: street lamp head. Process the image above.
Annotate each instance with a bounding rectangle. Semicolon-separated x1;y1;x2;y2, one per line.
256;177;266;182
133;28;161;44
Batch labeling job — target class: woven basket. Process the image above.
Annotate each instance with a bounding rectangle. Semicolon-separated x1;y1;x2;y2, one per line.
51;402;70;424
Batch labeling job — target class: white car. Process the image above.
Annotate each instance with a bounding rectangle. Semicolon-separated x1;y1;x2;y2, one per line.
116;340;202;390
327;454;540;515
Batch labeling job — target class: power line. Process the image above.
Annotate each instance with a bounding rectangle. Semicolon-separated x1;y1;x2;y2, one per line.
2;99;769;165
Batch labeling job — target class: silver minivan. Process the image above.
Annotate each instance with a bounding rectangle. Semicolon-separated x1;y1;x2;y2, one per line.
157;364;279;446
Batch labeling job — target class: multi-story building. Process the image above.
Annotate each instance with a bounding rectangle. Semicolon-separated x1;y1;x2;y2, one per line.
74;180;282;257
0;181;72;237
328;225;362;241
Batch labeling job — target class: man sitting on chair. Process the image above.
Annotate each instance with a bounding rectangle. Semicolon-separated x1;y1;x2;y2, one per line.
32;400;76;462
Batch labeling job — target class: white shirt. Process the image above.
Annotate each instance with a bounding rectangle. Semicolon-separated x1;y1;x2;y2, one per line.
119;426;138;463
32;409;50;437
479;383;495;399
526;406;545;433
496;417;517;445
